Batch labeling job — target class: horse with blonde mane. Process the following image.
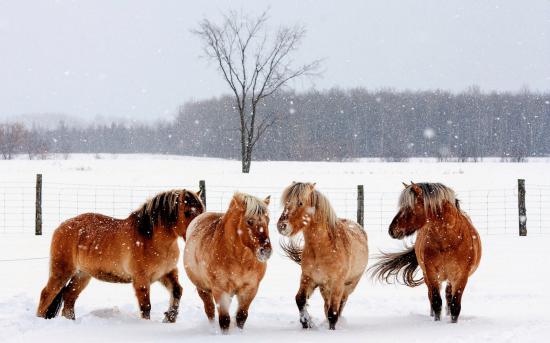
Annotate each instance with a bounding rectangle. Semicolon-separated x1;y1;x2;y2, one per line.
277;182;369;330
184;192;272;332
37;189;204;322
370;182;482;323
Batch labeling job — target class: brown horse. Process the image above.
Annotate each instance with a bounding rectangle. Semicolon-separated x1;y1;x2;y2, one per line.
37;189;204;322
184;192;272;332
277;182;369;330
370;182;482;323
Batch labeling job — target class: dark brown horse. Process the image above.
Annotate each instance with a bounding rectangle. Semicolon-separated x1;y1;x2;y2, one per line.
184;192;272;332
37;189;204;322
277;182;369;330
370;182;482;323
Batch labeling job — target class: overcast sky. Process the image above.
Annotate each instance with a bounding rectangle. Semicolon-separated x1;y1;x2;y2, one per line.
1;0;549;122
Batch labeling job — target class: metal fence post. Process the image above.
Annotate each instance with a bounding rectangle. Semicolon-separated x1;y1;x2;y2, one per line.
518;179;527;236
357;185;364;227
199;180;206;210
35;174;42;235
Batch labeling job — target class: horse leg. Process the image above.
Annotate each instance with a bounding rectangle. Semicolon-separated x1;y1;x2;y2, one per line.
319;285;331;318
235;286;259;329
445;282;453;316
159;269;182;323
197;288;215;321
132;278;151;319
295;275;316;329
339;278;360;317
327;285;345;330
212;288;232;333
450;277;468;323
61;271;91;320
37;263;74;318
425;274;442;321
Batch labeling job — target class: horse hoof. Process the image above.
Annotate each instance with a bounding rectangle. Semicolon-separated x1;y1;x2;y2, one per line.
163;310;178;323
434;314;441;321
451;316;458;323
300;319;312;329
62;310;75;320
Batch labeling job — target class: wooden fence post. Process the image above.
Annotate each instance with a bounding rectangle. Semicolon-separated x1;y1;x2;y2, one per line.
199;180;206;210
357;185;364;227
518;179;527;236
35;174;42;236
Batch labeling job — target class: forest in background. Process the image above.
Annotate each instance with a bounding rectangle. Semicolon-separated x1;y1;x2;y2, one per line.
2;88;549;161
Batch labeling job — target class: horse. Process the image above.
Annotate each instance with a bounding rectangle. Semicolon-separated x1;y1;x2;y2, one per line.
184;192;272;332
277;182;369;330
370;182;482;323
36;188;205;323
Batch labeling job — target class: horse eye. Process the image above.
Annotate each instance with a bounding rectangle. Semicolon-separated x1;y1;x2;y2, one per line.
298;202;303;207
184;211;191;218
247;219;254;226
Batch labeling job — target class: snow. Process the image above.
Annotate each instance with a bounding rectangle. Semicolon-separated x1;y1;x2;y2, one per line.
1;154;550;342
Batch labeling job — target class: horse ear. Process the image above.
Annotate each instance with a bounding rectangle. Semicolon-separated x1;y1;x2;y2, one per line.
308;182;316;190
264;195;271;205
197;189;202;198
402;182;408;188
231;194;245;211
411;183;422;195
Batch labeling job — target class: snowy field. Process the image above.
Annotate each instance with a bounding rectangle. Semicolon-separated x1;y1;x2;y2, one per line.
1;154;550;342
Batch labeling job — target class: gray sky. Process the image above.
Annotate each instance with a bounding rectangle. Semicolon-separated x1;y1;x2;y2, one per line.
1;0;549;122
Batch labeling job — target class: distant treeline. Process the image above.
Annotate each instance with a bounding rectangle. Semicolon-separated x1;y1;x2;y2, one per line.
3;88;549;161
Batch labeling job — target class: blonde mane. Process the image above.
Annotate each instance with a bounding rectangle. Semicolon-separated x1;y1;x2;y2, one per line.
281;182;338;229
399;183;457;213
233;192;269;217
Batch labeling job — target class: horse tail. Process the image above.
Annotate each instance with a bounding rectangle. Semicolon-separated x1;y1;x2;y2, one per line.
44;285;66;319
280;237;303;265
368;245;424;287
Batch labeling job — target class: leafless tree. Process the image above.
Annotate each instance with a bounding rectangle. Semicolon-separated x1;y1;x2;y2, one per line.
0;123;27;160
193;9;320;173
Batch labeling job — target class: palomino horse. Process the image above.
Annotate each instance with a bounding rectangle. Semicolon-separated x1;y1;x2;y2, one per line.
370;182;482;323
37;189;204;322
277;182;369;330
184;192;272;332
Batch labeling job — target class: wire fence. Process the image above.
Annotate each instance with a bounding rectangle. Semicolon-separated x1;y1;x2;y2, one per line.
0;178;549;235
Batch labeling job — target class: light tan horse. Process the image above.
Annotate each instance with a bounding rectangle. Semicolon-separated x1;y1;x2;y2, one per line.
37;189;204;322
370;182;482;323
277;182;369;330
184;192;272;332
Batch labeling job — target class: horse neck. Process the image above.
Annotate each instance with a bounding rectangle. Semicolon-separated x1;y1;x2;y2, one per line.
302;217;333;251
129;213;179;245
217;210;246;256
424;203;463;236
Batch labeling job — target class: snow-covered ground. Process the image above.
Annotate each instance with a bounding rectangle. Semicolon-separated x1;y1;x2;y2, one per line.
1;155;549;342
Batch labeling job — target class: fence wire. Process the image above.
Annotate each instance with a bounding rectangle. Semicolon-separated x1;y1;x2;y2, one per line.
0;180;549;235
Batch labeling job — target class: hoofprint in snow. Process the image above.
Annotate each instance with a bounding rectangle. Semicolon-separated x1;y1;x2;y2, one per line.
1;155;549;342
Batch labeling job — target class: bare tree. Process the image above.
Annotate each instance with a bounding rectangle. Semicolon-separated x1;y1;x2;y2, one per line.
0;123;27;160
193;10;320;173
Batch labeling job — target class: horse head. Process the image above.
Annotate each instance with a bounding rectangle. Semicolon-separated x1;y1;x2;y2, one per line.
229;193;272;263
277;182;317;237
176;189;205;237
389;182;427;239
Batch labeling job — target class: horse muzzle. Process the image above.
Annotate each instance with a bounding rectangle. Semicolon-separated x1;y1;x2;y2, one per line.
277;221;292;236
256;246;272;263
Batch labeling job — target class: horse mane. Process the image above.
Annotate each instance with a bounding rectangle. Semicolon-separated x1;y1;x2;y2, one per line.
133;189;183;238
399;183;458;214
233;192;269;217
280;182;338;230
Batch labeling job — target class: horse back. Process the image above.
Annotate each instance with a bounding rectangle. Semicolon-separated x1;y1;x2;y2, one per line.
416;212;481;280
336;219;369;278
49;212;133;275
